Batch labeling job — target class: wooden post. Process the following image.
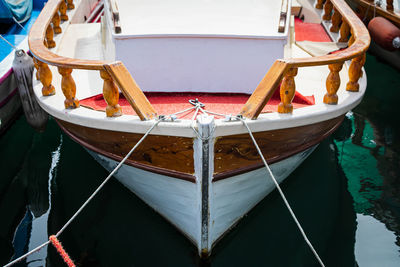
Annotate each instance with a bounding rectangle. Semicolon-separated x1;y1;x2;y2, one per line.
278;67;298;113
348;29;355;47
323;0;333;21
387;0;394;11
67;0;75;10
324;63;343;104
59;0;68;21
346;54;365;92
339;20;350;42
37;60;55;96
58;67;80;109
33;57;40;80
100;70;122;117
52;12;62;34
45;25;56;48
316;0;324;9
330;8;341;33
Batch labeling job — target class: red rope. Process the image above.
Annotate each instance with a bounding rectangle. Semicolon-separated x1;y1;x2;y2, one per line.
49;235;76;267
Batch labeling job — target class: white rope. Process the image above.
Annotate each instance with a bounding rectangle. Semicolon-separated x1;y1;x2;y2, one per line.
12;17;27;32
4;120;161;267
238;117;325;267
0;34;17;50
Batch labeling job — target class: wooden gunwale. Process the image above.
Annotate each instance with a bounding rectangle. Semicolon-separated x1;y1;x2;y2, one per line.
56;119;197;182
56;115;344;184
29;0;370;120
353;0;400;27
213;115;345;181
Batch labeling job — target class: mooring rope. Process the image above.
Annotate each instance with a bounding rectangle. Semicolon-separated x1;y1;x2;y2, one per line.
4;119;161;267
238;116;325;267
0;34;18;50
12;17;27;32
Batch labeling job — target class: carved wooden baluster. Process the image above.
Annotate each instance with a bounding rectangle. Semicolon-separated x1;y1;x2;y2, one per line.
316;0;325;9
67;0;75;10
348;29;355;46
59;0;68;21
323;0;333;21
339;20;350;42
37;60;55;96
387;0;394;11
100;70;122;117
346;54;365;92
46;25;56;48
33;57;40;80
52;12;62;34
330;7;341;32
278;67;298;114
324;63;343;104
58;67;79;108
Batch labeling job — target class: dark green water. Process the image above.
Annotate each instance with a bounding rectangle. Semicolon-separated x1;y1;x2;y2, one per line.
0;53;399;266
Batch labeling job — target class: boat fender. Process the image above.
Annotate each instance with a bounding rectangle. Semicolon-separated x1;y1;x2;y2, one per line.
12;49;48;132
368;17;400;51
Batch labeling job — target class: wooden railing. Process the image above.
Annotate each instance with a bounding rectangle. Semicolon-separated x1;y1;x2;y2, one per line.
365;0;395;12
29;0;157;120
354;0;400;27
30;0;369;121
239;0;370;119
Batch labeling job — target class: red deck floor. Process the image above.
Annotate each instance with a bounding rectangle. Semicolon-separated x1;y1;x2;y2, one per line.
80;90;315;119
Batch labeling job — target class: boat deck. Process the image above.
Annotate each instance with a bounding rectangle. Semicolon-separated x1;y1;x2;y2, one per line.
115;0;285;38
54;19;345;108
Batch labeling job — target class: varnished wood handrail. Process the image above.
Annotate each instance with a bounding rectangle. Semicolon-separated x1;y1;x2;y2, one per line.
29;0;106;69
240;0;371;119
28;0;157;120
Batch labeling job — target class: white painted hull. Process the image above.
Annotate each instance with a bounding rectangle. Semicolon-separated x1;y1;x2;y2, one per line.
87;145;316;255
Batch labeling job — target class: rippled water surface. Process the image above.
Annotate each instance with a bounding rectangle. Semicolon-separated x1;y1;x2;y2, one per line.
0;53;399;266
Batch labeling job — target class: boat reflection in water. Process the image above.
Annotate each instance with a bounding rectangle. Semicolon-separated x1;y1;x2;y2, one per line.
0;117;62;266
333;53;400;266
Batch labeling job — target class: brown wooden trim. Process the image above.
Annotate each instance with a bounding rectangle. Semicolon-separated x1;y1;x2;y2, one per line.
239;61;290;119
213;115;345;181
108;0;121;33
56;115;344;184
278;0;289;33
104;63;157;120
56;119;197;183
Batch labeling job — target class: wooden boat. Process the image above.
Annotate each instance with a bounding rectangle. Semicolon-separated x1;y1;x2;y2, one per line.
347;0;400;69
29;0;370;256
0;0;45;133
